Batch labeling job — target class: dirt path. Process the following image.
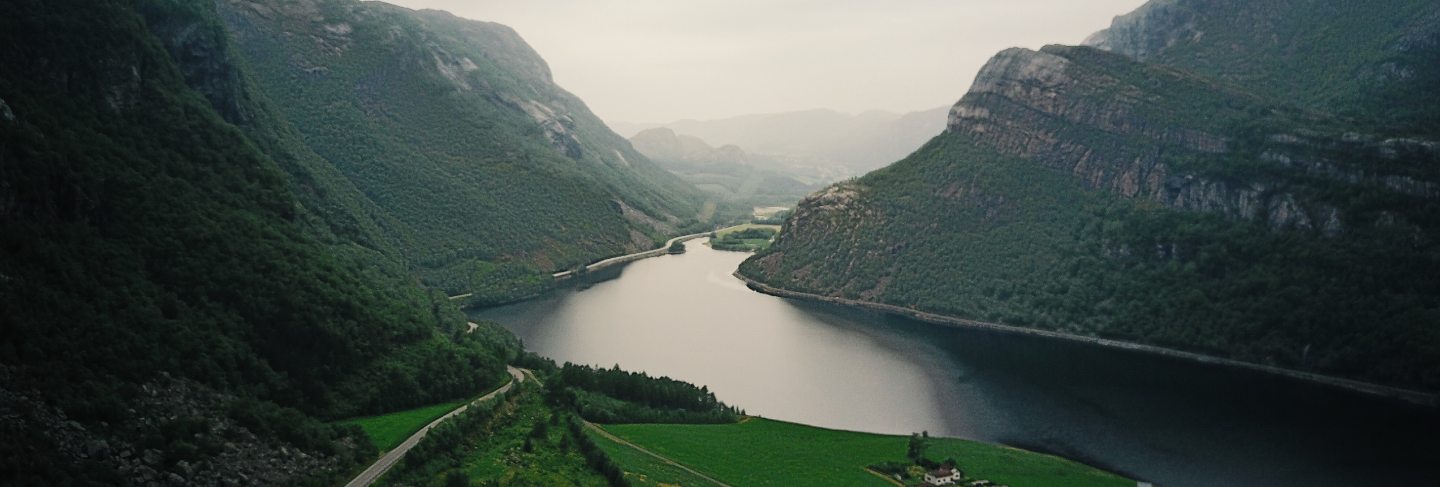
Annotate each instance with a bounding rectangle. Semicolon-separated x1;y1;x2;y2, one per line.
344;366;525;487
583;422;732;487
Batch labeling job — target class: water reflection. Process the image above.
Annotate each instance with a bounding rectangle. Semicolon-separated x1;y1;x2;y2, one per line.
471;240;1438;487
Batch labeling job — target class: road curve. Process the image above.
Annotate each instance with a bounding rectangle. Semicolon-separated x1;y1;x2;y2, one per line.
345;366;526;487
552;232;711;280
584;421;732;487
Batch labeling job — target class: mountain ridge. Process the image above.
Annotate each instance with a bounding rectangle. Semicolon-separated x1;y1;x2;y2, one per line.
610;105;950;179
214;0;709;303
741;0;1440;392
0;0;705;482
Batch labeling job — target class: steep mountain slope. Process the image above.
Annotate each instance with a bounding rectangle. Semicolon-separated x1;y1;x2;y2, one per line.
215;0;706;302
741;39;1440;392
0;0;586;483
613;106;950;179
1085;0;1440;133
629;128;817;207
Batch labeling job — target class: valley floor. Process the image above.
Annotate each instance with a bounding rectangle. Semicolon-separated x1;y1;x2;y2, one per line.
587;418;1132;487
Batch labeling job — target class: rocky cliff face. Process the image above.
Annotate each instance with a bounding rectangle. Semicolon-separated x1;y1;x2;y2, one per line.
947;45;1439;235
1081;0;1198;62
1082;0;1440;132
741;1;1440;395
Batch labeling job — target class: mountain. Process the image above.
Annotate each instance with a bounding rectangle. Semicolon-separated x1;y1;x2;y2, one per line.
613;106;950;179
1083;0;1439;133
740;0;1440;394
0;0;707;483
629;128;818;207
215;0;707;303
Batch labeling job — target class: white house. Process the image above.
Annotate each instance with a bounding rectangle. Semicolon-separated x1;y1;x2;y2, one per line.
924;466;962;486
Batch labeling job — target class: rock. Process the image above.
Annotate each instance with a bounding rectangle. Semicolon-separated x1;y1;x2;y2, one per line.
0;97;14;123
85;439;110;458
1083;0;1201;62
940;44;1440;236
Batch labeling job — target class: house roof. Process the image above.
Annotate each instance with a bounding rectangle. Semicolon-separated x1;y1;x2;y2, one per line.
928;466;957;476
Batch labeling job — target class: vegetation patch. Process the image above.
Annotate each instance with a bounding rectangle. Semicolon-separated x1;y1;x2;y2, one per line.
339;400;467;451
554;363;742;424
711;225;780;252
595;419;1131;487
376;382;617;487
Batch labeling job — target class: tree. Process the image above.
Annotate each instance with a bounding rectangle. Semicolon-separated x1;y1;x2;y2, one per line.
445;471;470;487
906;432;929;463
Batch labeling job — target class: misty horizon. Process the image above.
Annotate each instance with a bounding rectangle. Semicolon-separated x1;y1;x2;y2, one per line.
379;0;1148;122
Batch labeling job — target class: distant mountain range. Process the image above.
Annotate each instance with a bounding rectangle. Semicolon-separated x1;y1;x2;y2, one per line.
628;128;819;207
611;106;950;179
741;0;1440;394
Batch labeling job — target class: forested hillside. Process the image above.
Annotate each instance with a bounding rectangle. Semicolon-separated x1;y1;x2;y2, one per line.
0;0;707;483
215;0;707;303
1084;0;1439;134
742;1;1440;393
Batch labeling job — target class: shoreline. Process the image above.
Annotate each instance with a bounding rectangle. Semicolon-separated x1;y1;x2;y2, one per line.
732;270;1438;408
450;231;715;306
551;231;712;280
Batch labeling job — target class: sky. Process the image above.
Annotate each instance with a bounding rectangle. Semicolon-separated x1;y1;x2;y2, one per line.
381;0;1149;123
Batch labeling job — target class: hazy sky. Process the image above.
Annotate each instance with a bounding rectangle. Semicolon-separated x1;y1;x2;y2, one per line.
381;0;1148;123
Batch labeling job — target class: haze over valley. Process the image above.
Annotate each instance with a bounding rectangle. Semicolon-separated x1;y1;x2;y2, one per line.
2;1;1436;486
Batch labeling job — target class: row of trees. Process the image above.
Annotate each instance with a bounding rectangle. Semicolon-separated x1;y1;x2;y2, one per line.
555;363;741;423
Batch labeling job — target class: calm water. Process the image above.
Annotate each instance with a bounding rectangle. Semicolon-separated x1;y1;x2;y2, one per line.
471;240;1438;487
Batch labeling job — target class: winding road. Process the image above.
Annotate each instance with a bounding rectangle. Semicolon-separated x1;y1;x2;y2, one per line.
344;366;526;487
448;232;712;301
552;231;711;280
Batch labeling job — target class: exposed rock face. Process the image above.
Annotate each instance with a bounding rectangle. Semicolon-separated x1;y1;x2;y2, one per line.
741;0;1440;397
1082;0;1199;62
142;3;253;124
1083;0;1440;130
747;182;871;280
947;46;1439;235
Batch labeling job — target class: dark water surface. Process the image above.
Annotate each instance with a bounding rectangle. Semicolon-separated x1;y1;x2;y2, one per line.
471;240;1438;487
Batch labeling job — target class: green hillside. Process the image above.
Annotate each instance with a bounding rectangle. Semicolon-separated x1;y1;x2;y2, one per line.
1086;0;1440;134
215;0;707;302
742;36;1440;391
0;0;715;451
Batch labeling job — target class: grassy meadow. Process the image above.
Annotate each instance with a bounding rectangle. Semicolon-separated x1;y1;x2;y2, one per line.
339;400;467;451
590;418;1131;487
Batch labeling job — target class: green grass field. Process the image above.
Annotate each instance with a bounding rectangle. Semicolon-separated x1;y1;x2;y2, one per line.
588;428;721;486
339;400;466;451
715;224;781;238
712;224;781;252
591;418;1132;487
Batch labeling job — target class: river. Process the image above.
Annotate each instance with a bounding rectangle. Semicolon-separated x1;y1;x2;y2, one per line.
470;238;1438;487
